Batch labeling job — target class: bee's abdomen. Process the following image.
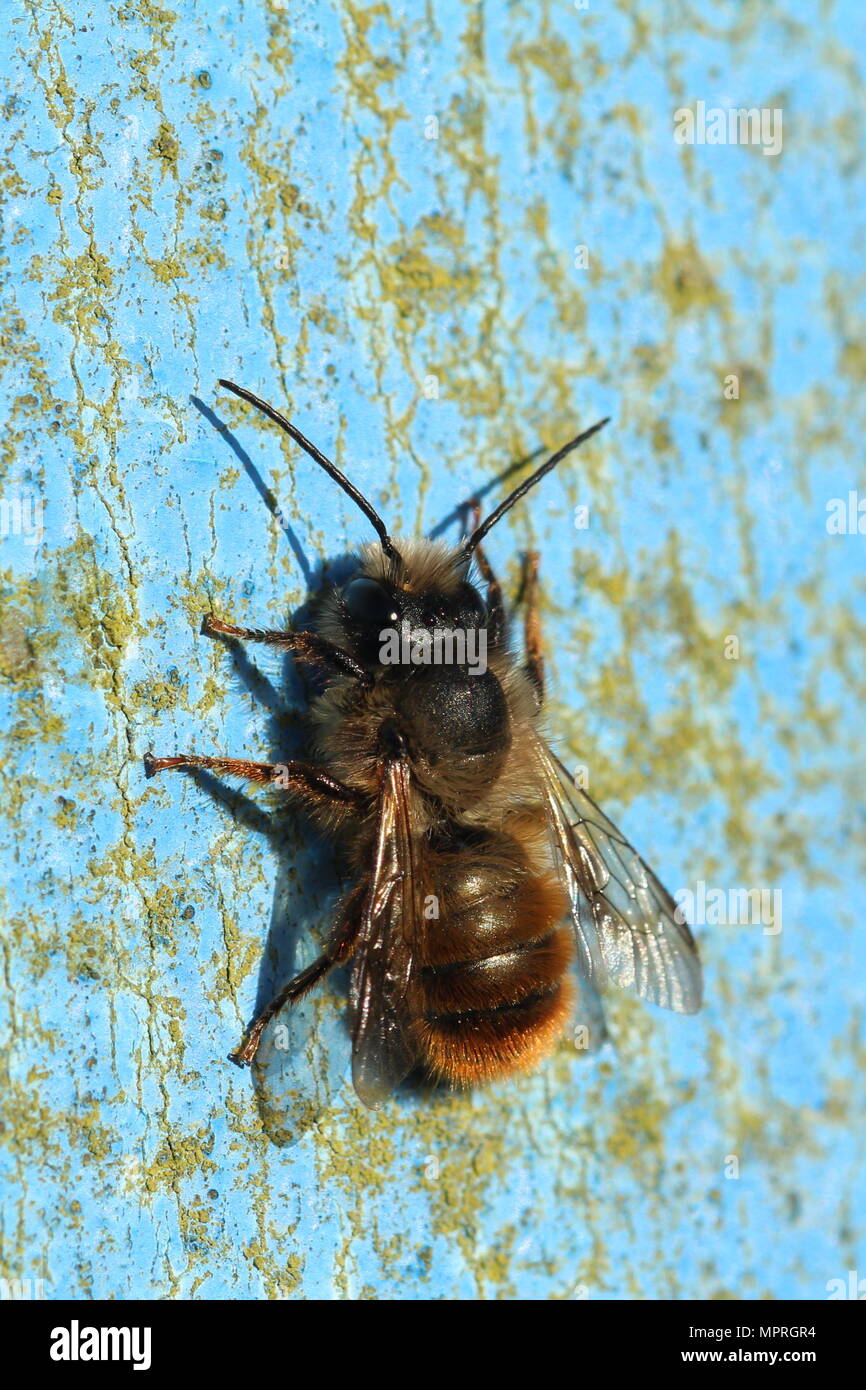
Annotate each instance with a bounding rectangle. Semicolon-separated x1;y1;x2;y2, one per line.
416;862;573;1085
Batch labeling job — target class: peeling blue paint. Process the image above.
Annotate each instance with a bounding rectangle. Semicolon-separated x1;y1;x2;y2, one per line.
0;0;864;1300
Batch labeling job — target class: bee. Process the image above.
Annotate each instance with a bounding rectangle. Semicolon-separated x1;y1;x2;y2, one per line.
145;380;702;1108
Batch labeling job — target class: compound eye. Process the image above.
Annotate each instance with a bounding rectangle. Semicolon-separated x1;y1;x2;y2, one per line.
455;582;488;626
342;577;400;629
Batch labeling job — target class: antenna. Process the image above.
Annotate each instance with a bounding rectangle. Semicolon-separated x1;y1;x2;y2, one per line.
218;380;402;565
464;416;610;554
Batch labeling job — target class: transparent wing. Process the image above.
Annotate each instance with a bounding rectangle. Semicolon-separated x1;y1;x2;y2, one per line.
349;756;425;1108
570;969;609;1055
537;741;702;1015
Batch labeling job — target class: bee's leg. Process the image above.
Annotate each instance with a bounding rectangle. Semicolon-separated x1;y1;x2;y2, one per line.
230;888;364;1067
228;951;342;1067
467;500;505;642
520;550;545;706
143;753;363;811
203;615;372;687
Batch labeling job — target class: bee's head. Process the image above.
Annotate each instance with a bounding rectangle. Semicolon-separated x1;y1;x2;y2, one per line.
216;380;607;676
320;541;489;669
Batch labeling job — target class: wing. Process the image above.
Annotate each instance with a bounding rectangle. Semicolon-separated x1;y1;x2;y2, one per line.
349;754;426;1108
536;740;702;1015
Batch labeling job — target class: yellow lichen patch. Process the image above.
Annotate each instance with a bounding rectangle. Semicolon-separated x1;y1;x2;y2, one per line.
655;237;729;321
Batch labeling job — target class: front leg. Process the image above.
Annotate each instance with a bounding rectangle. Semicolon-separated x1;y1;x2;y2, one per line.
520;551;545;706
144;752;363;814
203;614;372;687
465;500;505;643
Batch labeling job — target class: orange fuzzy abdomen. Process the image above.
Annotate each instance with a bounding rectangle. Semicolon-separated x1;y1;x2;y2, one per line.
415;865;573;1085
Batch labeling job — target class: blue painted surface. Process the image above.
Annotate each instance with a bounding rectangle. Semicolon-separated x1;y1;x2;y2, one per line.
1;0;864;1299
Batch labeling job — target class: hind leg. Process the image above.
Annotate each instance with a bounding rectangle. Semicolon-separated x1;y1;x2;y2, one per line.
230;886;364;1066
